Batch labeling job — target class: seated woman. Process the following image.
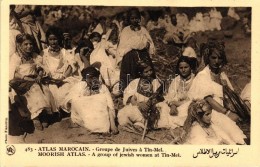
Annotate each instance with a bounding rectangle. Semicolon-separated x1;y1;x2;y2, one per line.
180;99;243;145
156;56;196;129
62;67;118;135
9;33;57;131
116;7;156;91
41;26;79;109
165;56;195;111
188;40;246;144
117;62;162;132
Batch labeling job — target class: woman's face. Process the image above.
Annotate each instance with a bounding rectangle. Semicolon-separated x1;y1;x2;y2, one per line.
129;12;140;27
171;15;177;26
178;62;191;79
201;103;212;124
142;66;153;79
21;39;33;53
85;74;100;90
201;109;212;124
209;51;223;70
48;34;59;49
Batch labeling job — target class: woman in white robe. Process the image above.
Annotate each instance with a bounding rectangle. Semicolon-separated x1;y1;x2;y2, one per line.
156;56;196;129
89;24;120;91
62;67;118;134
181;100;239;145
115;9;155;65
187;41;246;144
118;62;162;132
9;34;56;130
41;26;79;109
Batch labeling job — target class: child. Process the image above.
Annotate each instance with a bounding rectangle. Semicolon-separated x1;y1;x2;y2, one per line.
118;62;163;132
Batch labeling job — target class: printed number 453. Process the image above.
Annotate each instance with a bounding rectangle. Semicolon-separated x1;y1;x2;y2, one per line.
25;147;33;152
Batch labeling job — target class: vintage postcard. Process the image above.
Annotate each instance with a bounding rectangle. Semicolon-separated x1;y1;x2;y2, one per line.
1;0;260;166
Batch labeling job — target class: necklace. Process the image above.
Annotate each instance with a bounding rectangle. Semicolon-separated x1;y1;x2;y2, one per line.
210;71;221;84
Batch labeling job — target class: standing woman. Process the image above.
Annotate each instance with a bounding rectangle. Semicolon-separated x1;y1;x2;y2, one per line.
41;26;79;110
9;33;56;130
116;8;156;91
188;40;246;144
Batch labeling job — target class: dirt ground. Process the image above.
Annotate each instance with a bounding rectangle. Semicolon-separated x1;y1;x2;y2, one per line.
8;16;251;145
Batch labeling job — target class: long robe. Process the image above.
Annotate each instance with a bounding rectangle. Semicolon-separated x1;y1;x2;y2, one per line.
9;52;56;119
118;78;162;128
42;47;80;108
187;65;246;144
116;25;155;65
62;82;115;133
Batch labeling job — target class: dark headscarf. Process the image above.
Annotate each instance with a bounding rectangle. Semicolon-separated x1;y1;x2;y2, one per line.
75;39;94;54
81;66;100;80
127;7;141;21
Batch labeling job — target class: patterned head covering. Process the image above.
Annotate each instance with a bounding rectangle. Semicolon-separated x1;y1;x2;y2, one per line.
183;99;212;134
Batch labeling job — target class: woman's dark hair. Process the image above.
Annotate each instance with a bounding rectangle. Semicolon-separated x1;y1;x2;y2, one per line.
81;66;100;80
201;39;227;66
127;8;141;22
16;33;35;45
45;26;63;47
89;32;101;42
175;56;196;75
75;39;94;54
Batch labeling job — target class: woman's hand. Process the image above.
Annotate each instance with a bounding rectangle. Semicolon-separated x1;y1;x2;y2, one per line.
35;75;42;84
169;105;178;116
130;95;138;105
227;111;241;122
138;102;149;112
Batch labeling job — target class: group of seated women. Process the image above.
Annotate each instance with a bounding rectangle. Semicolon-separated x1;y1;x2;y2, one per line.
9;7;250;145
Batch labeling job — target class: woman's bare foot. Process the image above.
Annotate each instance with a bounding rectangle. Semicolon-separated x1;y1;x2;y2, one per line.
33;119;43;131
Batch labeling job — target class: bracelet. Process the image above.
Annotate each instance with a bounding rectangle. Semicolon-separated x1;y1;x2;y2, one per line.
225;110;231;116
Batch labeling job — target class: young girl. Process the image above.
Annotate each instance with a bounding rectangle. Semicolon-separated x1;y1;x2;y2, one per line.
165;56;195;114
156;56;196;129
9;33;56;130
41;26;79;109
180;99;242;145
62;67;118;135
116;8;155;91
118;62;162;132
116;8;155;62
89;25;120;90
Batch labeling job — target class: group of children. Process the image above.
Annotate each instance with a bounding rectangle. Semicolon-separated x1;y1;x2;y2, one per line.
9;6;251;144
